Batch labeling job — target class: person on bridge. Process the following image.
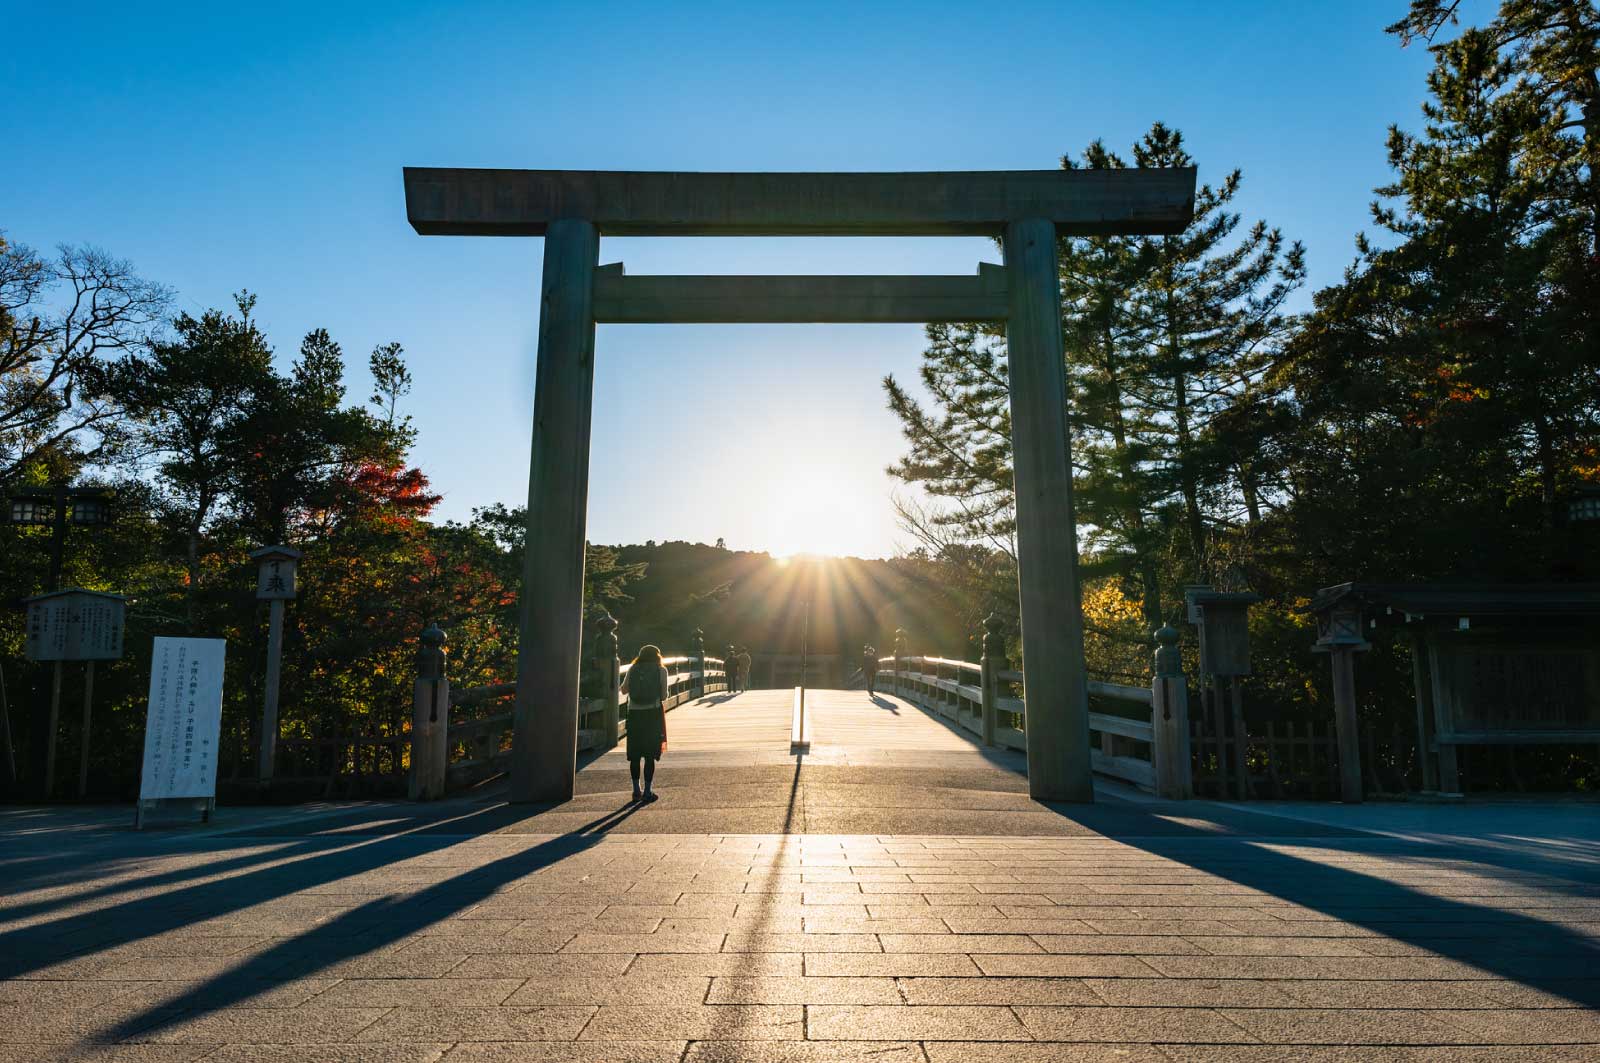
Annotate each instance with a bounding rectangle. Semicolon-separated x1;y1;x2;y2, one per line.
725;644;739;692
620;644;669;803
863;643;878;695
737;647;752;691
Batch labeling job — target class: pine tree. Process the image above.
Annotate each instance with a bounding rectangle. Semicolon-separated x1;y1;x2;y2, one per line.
1283;2;1600;580
884;124;1304;637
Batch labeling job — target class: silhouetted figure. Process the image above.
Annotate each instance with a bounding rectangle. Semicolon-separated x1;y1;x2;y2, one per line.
725;644;739;692
737;647;753;691
862;643;878;695
620;644;669;802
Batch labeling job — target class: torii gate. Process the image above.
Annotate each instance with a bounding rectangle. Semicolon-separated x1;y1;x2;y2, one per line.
403;166;1195;804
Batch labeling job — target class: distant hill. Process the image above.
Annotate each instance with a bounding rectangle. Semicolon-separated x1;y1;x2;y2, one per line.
598;541;975;665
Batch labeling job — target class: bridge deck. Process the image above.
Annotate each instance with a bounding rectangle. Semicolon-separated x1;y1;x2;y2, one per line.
594;687;995;767
2;689;1596;1059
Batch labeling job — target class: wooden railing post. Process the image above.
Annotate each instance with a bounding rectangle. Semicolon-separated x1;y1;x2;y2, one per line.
692;628;706;699
596;612;621;748
410;623;450;801
893;628;906;698
979;613;1006;747
1150;625;1193;800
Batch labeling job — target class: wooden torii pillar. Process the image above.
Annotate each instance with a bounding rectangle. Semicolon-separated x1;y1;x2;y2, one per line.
404;167;1196;804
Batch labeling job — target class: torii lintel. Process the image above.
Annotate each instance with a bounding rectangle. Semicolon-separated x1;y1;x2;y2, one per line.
403;167;1196;238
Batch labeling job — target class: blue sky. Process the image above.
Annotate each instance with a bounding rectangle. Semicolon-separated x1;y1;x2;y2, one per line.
2;0;1439;558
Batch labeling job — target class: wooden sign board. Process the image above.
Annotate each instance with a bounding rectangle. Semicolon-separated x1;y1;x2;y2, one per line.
254;554;299;600
1430;633;1600;739
137;637;226;815
24;590;126;662
1186;589;1260;676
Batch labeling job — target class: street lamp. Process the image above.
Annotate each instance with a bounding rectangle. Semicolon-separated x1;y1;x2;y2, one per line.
3;485;116;589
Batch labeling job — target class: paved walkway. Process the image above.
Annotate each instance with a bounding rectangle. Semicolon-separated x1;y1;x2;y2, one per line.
2;689;1598;1060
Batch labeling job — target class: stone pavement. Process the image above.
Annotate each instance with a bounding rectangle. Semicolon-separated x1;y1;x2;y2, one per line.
2;688;1598;1061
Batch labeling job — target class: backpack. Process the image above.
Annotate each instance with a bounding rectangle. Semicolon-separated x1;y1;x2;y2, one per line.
629;662;663;704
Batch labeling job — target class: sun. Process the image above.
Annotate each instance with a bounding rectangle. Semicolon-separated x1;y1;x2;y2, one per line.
753;470;880;559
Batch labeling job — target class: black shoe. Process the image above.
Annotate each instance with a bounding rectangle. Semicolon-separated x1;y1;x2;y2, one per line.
643;791;659;803
631;788;642;803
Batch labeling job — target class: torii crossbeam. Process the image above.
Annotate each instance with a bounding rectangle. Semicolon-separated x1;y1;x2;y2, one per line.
404;166;1196;804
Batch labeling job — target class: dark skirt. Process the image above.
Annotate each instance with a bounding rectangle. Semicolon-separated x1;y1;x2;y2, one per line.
626;704;664;761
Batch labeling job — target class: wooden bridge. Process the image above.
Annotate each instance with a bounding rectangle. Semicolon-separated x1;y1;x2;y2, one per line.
396;632;1198;807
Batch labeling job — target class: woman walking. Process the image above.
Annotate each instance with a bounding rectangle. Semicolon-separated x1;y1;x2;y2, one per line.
619;644;669;802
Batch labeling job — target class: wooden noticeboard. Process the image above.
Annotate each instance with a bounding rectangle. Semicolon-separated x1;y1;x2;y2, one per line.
1429;632;1600;740
24;590;126;662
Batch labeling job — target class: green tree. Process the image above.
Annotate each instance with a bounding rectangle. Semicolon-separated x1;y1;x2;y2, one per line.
120;293;273;626
884;125;1304;644
1282;1;1600;581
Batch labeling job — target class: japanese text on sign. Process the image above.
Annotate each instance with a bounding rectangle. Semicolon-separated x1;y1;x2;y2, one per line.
138;637;226;801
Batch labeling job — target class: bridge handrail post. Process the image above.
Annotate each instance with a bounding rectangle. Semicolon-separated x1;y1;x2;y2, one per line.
596;612;621;749
979;614;1007;747
692;627;706;699
410;622;450;800
892;628;906;698
1151;625;1193;799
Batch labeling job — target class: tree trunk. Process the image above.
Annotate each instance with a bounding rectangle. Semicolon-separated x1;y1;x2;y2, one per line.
1100;308;1160;630
1172;372;1207;565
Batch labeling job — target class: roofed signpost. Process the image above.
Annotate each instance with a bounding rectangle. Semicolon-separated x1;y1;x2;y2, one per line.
404;166;1195;804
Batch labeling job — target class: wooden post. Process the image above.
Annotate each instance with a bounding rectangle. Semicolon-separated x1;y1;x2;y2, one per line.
1330;646;1363;803
892;628;906;698
599;614;621;747
1151;626;1193;800
979;613;1005;748
692;628;706;699
511;218;600;804
259;597;285;781
410;624;449;801
44;660;62;798
1229;676;1251;800
1004;217;1092;803
1426;649;1462;794
0;659;15;790
77;661;95;799
1408;631;1440;792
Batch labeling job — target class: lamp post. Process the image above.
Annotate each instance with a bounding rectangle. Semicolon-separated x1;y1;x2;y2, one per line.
1312;598;1371;804
4;485;115;590
250;545;302;783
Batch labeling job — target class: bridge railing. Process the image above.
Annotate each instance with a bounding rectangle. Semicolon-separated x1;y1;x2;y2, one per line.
878;624;1192;799
407;618;730;799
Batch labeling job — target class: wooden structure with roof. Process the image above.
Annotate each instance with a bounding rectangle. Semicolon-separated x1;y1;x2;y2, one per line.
1309;583;1600;796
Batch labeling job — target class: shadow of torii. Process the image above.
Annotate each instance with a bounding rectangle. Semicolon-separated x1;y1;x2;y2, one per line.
0;796;647;1041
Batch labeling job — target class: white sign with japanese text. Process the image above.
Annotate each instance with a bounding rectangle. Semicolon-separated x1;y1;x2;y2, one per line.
138;637;226;801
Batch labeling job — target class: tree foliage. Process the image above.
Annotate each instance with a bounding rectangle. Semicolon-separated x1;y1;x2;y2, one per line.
883;2;1600;791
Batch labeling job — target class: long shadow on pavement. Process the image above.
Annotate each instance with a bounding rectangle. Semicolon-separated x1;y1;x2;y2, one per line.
77;798;648;1042
1042;799;1600;1008
0;798;638;983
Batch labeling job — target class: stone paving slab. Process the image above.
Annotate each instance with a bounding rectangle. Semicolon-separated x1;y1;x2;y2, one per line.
3;690;1599;1059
